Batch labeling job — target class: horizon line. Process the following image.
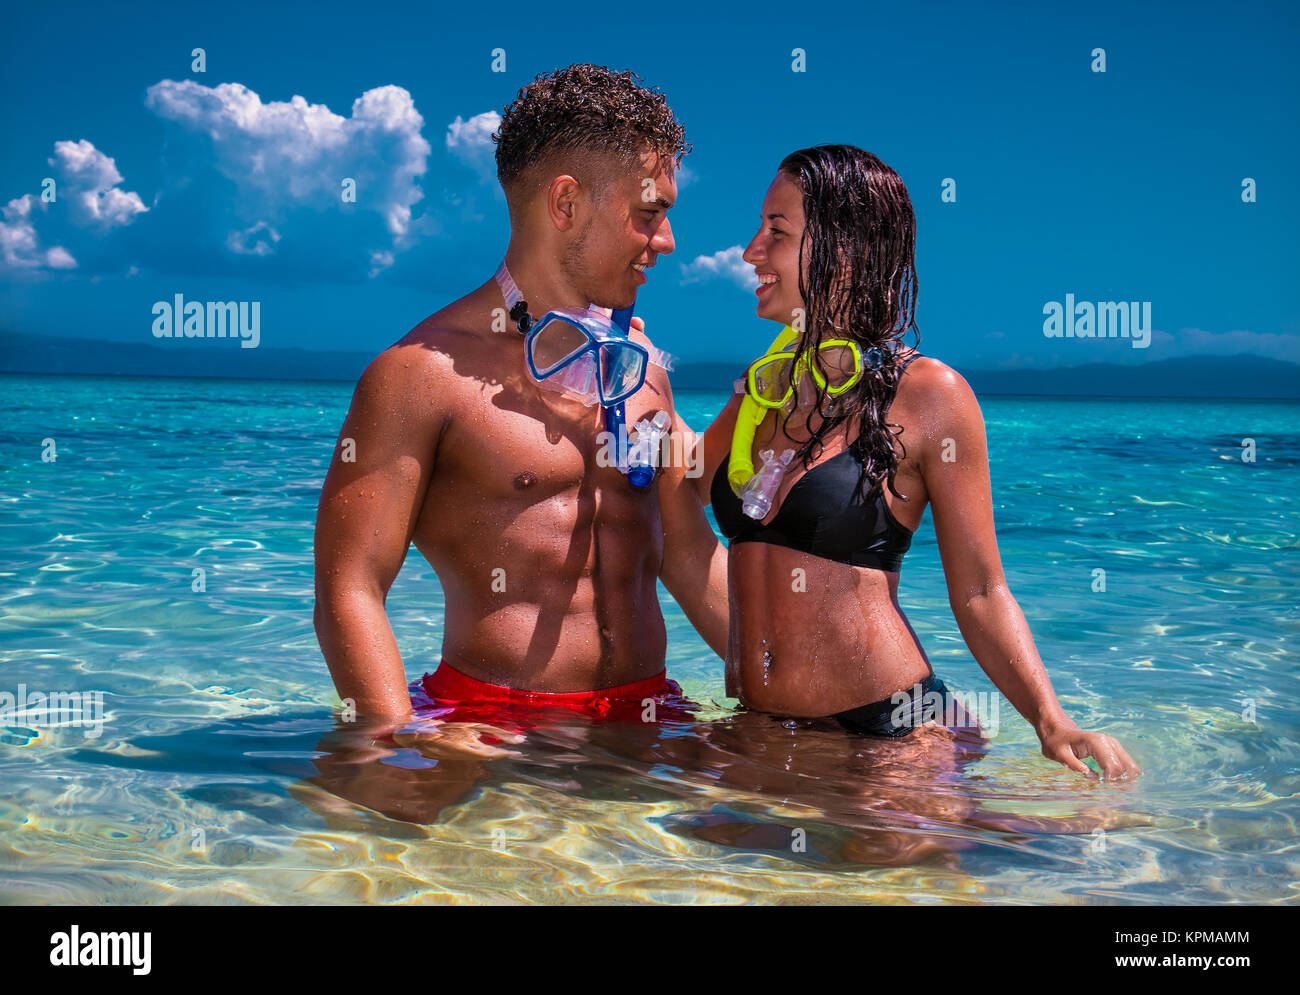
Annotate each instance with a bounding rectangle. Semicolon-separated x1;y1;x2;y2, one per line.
1;367;1296;403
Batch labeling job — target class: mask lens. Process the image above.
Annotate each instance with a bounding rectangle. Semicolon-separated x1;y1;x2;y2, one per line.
561;353;598;397
816;342;862;392
598;342;646;404
528;317;592;376
750;353;796;406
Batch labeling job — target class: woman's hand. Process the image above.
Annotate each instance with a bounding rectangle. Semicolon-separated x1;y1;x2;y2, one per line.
1036;718;1142;780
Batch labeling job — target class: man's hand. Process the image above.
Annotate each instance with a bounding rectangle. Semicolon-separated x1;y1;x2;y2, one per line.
391;721;526;759
1037;718;1142;780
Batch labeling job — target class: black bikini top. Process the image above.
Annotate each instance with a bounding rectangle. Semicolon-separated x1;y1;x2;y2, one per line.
710;356;919;572
711;448;915;571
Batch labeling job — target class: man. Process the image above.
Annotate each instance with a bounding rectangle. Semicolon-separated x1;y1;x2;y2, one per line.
313;64;727;726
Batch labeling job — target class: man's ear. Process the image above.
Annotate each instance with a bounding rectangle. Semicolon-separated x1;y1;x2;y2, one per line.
546;174;583;231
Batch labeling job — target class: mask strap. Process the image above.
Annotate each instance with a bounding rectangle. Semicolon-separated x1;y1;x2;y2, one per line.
646;345;674;371
494;260;534;334
495;259;669;368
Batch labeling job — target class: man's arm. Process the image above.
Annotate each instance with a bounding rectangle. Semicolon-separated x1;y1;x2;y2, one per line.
693;389;744;505
625;321;729;660
313;343;446;721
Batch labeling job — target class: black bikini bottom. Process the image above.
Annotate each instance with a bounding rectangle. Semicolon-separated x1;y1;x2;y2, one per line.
831;673;953;738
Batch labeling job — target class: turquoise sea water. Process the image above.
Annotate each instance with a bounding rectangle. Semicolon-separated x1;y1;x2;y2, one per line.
0;372;1297;904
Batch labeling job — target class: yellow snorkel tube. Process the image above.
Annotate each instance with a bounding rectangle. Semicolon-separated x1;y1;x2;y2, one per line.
727;326;868;497
727;325;800;496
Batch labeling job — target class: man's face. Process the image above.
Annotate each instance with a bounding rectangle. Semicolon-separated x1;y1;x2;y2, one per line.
561;150;677;311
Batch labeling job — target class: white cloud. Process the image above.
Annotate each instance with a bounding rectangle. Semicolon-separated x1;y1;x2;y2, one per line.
368;249;395;279
1;196;54;269
446;110;500;178
0;195;78;271
681;245;753;290
50;140;147;228
144;79;431;242
1151;326;1300;363
2;82;510;284
46;246;77;268
226;220;282;256
1;140;146;273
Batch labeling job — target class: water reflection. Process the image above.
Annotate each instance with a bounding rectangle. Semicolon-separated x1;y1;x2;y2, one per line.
299;690;1150;869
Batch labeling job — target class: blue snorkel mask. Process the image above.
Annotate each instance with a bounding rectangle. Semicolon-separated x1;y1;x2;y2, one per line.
495;261;671;489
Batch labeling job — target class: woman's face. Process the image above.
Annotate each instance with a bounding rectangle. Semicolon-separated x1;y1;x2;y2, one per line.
742;173;809;326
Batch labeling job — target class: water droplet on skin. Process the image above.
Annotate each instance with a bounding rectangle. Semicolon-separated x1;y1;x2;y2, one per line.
762;649;773;687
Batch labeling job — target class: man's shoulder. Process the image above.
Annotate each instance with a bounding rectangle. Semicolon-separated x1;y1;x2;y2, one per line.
366;301;486;383
346;318;475;429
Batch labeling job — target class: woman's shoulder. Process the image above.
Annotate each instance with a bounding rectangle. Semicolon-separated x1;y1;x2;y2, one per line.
894;354;984;431
898;354;976;402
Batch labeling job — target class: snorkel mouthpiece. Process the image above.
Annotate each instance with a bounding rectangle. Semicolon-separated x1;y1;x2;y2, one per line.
607;305;665;490
741;449;795;520
627;409;671;488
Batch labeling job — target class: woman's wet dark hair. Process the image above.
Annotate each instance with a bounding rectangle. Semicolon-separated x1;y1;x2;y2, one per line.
776;144;921;502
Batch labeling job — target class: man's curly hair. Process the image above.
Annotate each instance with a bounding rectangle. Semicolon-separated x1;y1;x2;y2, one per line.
493;64;690;208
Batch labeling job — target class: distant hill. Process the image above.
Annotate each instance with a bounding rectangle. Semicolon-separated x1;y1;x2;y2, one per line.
1;331;1296;399
949;354;1300;400
0;330;373;382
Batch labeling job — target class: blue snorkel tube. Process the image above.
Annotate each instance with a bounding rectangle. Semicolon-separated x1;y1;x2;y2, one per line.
605;306;648;486
608;305;673;489
605;305;672;490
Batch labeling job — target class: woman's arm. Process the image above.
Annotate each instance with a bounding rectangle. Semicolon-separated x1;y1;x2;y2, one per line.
918;362;1140;780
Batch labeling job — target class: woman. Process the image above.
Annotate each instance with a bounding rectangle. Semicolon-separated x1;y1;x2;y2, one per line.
696;145;1140;779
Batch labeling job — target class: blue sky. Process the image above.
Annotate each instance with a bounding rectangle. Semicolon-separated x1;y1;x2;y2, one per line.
2;0;1296;371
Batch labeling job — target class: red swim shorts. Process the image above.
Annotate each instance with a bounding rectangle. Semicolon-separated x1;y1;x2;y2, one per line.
413;660;697;732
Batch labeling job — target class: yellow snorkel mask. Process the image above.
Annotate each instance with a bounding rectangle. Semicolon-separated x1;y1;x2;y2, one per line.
727;327;866;497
